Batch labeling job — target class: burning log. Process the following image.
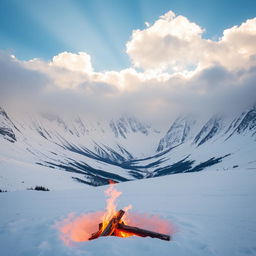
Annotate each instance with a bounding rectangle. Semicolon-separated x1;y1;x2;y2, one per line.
89;209;170;241
89;210;125;240
117;223;170;241
101;210;125;236
89;225;102;240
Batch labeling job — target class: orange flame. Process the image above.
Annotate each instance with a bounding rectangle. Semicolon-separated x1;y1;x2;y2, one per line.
100;182;128;231
56;183;174;245
108;179;117;184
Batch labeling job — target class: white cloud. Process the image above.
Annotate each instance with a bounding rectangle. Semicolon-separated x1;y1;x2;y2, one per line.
126;11;256;73
215;18;256;69
23;53;93;90
126;11;204;72
145;22;150;27
1;12;256;126
50;51;93;73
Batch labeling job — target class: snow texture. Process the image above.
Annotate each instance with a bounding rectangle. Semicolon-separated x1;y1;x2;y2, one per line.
0;169;256;256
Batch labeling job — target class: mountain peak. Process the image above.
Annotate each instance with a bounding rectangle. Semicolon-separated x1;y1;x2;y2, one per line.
157;115;196;151
109;115;151;139
193;115;223;146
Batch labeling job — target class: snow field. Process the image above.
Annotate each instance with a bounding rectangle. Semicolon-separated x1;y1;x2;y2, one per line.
0;169;256;256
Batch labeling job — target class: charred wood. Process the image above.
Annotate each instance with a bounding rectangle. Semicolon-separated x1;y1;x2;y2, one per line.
117;223;170;241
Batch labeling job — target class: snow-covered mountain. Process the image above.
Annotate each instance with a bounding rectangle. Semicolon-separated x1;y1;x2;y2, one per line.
0;107;18;143
0;107;163;188
151;106;255;176
158;106;256;151
0;104;255;190
157;116;197;151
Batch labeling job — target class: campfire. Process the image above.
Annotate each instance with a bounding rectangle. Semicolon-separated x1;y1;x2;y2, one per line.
89;209;170;241
57;181;172;244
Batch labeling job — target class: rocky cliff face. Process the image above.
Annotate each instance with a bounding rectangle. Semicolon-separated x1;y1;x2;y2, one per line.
0;107;17;143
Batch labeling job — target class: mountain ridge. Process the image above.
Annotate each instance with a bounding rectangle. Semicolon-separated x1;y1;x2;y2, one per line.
0;104;255;189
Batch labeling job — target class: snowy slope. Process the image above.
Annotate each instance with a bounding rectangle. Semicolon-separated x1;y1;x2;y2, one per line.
0;104;256;190
146;106;256;176
0;169;255;256
0;107;163;187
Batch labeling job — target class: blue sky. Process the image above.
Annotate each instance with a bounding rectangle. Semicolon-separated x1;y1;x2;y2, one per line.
1;0;256;71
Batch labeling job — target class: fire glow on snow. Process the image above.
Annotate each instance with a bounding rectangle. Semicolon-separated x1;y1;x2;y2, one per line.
57;182;173;245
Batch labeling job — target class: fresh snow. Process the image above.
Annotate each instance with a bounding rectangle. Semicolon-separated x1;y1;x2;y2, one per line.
1;169;256;256
0;156;89;191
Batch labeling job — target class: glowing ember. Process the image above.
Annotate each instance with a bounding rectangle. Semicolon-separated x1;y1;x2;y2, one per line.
56;183;173;245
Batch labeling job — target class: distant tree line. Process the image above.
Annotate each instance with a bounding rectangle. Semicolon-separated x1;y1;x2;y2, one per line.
27;186;50;191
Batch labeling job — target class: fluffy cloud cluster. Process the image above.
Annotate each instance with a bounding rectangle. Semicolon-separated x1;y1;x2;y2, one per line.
50;51;93;73
126;11;256;73
127;11;204;72
0;11;256;125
